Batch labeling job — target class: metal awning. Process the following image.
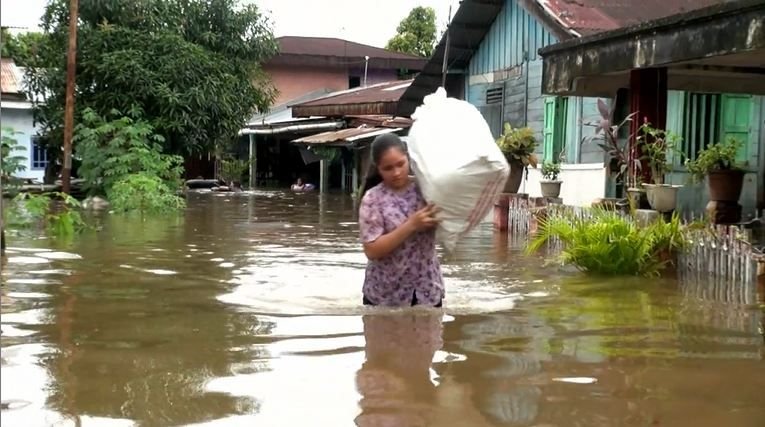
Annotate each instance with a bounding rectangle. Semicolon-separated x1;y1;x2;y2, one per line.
292;127;403;147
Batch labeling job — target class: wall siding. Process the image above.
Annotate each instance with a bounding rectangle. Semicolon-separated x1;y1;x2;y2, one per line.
2;107;44;182
470;0;556;76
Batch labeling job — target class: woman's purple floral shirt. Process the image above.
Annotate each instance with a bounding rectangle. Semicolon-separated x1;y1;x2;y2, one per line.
358;183;444;307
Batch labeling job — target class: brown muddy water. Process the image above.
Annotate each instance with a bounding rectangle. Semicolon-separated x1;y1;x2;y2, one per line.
1;191;764;427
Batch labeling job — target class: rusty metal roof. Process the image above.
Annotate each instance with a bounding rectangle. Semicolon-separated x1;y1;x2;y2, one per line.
1;58;23;95
538;0;733;36
346;115;413;128
291;80;413;117
293;126;404;146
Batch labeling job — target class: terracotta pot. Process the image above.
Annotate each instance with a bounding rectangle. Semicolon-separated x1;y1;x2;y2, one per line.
708;169;745;202
504;159;524;193
540;181;562;198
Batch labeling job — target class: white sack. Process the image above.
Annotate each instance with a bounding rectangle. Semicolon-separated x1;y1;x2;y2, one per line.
408;87;510;251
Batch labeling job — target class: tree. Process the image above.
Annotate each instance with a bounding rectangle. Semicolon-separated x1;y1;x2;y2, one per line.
0;29;46;67
25;0;278;167
386;6;437;58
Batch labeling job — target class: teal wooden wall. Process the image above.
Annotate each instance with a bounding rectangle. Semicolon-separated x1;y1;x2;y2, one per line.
469;0;557;75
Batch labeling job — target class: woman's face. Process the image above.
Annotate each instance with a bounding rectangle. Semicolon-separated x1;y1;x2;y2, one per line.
376;147;409;190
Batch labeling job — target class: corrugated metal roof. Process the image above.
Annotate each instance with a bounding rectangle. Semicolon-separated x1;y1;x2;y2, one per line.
346;115;414;128
291;80;413;117
538;0;732;36
276;36;424;60
1;58;23;95
246;88;334;127
293;126;402;145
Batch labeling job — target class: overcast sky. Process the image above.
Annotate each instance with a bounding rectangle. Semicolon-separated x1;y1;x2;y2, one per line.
1;0;460;48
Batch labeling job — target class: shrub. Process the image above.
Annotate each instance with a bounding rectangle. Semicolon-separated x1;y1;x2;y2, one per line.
108;173;185;213
526;208;688;277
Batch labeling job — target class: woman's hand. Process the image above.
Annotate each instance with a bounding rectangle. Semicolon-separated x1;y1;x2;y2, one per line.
406;203;440;232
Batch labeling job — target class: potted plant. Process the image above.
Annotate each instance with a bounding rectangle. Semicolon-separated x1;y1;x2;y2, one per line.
540;161;562;198
685;137;745;202
638;122;683;213
583;99;641;201
496;123;538;193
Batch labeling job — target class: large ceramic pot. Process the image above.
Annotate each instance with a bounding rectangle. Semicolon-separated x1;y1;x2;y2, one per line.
504;159;524;193
643;184;682;213
708;169;745;202
540;181;562;198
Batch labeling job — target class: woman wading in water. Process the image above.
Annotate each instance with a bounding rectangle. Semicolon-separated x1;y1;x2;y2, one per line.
358;134;444;307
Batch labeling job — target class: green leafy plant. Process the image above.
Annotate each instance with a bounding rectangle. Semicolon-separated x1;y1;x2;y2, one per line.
108;173;186;213
685;137;743;183
75;107;184;196
541;162;561;181
526;208;688;277
584;99;639;187
496;123;538;170
1;127;27;185
638;122;682;184
7;192;85;237
311;146;340;163
219;158;250;184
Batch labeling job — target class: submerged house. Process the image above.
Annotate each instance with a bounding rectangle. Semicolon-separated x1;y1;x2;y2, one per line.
1;58;47;182
398;0;731;207
236;37;425;189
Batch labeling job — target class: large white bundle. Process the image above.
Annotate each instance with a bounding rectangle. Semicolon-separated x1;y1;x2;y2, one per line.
408;87;510;251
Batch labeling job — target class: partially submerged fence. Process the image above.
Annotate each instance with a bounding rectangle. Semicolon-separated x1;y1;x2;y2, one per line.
502;196;764;297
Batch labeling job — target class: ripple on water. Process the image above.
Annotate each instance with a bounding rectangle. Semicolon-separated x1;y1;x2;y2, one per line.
34;251;82;260
7;256;50;265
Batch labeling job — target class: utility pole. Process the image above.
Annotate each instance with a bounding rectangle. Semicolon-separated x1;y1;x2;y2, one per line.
61;0;79;194
441;5;452;89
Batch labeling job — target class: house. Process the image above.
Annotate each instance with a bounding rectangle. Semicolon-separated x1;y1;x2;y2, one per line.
235;38;426;190
266;36;427;105
1;58;47;182
240;81;414;193
398;0;728;207
538;0;765;219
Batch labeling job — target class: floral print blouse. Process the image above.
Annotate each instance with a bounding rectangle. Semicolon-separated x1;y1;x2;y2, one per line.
358;182;444;307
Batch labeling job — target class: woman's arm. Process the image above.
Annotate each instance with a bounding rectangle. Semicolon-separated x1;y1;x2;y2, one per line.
362;204;439;260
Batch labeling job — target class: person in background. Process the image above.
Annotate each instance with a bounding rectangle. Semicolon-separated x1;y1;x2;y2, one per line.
291;177;315;192
358;134;444;307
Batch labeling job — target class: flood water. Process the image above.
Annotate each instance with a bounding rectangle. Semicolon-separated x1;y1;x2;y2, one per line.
2;191;764;427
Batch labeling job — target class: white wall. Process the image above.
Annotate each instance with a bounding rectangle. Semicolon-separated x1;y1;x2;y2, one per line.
1;105;44;182
520;163;607;207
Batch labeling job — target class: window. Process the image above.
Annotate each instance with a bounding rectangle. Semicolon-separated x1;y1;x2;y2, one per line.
479;85;504;139
31;136;48;170
349;76;361;89
543;97;568;163
675;92;751;165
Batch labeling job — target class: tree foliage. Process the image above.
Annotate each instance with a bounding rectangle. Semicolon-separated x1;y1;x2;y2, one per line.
26;0;278;161
75;107;184;196
0;29;46;67
386;6;437;58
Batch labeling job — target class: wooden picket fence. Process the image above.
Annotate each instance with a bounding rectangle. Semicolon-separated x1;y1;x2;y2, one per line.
506;201;763;294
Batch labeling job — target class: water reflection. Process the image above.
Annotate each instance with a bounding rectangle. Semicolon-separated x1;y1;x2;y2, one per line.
2;191;764;426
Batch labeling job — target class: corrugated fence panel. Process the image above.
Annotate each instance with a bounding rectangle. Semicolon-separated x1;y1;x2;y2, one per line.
469;0;558;76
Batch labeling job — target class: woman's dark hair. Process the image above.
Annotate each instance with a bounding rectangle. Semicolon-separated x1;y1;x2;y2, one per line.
360;133;408;198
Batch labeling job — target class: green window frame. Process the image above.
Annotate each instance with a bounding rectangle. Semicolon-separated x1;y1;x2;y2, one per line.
543;96;568;163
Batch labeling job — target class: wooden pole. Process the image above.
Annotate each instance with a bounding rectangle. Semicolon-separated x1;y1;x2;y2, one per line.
61;0;79;194
441;5;452;89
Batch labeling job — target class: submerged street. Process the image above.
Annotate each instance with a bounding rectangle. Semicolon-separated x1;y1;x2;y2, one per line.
2;192;764;426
